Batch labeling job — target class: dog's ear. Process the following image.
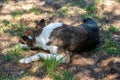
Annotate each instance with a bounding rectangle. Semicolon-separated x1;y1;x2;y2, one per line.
35;19;46;28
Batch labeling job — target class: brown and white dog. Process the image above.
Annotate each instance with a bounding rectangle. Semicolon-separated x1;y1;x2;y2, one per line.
19;18;99;64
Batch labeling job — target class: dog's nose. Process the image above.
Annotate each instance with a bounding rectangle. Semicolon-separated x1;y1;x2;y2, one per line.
19;39;26;44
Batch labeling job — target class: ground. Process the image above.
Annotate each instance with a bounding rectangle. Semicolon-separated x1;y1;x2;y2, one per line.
0;0;120;80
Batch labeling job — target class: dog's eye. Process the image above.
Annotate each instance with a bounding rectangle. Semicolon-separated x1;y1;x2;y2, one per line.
27;36;32;40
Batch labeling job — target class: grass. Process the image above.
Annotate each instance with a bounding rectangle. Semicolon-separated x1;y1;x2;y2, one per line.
55;11;65;17
0;44;26;79
61;6;69;13
64;0;86;8
103;25;120;56
55;6;69;17
2;19;10;26
29;6;52;15
1;19;25;37
29;7;40;15
2;0;9;4
85;4;97;13
42;57;75;80
1;19;11;31
64;0;98;20
104;40;120;56
107;25;119;33
60;70;75;80
11;11;23;18
0;67;30;80
81;2;99;20
81;13;92;19
11;23;25;37
42;57;61;75
0;75;19;80
4;44;24;61
96;0;105;3
0;74;16;80
42;57;62;80
81;12;100;20
116;0;120;2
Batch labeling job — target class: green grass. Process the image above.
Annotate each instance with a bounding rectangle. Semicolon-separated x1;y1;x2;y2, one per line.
55;6;69;17
103;25;120;55
42;57;61;80
115;0;120;2
81;13;92;19
104;40;120;55
11;11;22;18
1;19;11;31
12;23;25;37
96;0;105;3
0;76;19;80
85;4;97;13
103;25;120;56
43;57;61;74
81;13;100;20
60;70;75;80
0;67;30;80
51;70;75;80
29;6;52;15
1;19;25;37
107;25;119;33
2;0;9;4
29;7;40;15
4;44;24;61
2;19;10;26
42;57;75;80
61;6;69;13
55;11;65;17
64;0;86;8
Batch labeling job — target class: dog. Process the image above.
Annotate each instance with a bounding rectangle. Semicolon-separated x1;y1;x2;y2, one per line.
19;18;99;64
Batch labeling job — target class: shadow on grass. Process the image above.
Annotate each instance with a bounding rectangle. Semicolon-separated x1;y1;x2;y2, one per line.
0;54;31;80
22;50;120;80
0;45;31;80
1;22;26;37
69;52;120;80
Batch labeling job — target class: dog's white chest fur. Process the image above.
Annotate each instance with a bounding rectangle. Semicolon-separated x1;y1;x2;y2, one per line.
34;22;63;53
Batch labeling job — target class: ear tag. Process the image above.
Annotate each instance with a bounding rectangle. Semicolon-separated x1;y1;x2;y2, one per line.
28;36;32;40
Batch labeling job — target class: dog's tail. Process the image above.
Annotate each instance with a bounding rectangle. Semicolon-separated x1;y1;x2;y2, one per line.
82;18;99;31
83;18;97;25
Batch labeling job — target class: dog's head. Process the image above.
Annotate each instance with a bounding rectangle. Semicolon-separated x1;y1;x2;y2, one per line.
19;19;46;49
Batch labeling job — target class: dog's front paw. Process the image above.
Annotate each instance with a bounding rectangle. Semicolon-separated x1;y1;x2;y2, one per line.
19;58;31;64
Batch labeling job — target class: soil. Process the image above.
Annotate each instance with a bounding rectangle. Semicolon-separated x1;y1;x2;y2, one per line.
0;0;120;80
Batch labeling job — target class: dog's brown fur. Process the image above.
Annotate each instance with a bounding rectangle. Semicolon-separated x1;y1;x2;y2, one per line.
19;18;99;63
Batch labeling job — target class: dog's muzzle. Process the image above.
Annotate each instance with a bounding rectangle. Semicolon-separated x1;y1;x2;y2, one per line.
19;39;29;49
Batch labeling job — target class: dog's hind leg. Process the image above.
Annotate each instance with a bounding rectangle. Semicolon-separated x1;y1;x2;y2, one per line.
19;53;65;64
61;51;72;63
